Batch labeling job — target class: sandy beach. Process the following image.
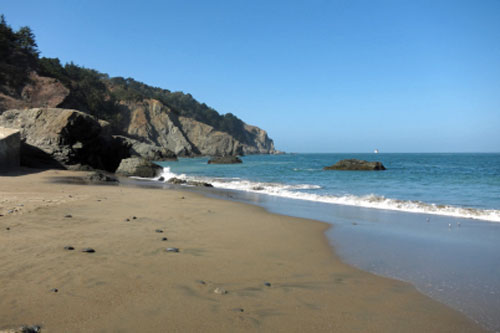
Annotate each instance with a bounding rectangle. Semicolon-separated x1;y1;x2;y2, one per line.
0;170;485;332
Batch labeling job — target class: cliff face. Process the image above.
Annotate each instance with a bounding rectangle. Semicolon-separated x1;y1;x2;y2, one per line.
116;99;275;156
0;76;276;158
0;73;69;111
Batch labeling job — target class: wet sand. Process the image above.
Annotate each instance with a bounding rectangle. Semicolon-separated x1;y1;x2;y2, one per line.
0;170;485;332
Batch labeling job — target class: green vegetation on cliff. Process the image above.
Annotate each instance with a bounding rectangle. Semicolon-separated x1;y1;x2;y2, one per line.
0;15;249;144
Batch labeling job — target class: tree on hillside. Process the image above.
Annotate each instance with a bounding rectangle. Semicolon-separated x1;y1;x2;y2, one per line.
0;15;39;91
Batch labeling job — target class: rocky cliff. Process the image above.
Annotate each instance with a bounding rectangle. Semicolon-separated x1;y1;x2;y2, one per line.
115;99;274;157
0;15;278;169
0;74;276;158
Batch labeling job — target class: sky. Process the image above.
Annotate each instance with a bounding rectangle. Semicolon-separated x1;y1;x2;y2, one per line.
2;0;500;152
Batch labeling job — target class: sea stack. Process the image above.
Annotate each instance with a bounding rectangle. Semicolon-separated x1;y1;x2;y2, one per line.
324;159;386;171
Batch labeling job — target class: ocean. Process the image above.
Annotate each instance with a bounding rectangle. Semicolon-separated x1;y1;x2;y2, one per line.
154;153;500;332
158;153;500;221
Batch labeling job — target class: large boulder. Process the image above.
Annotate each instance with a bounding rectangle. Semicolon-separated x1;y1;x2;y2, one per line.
324;159;386;171
0;127;20;171
115;157;162;177
0;108;129;171
207;155;243;164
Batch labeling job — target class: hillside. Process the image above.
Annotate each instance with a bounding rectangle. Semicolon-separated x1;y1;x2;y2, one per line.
0;15;276;157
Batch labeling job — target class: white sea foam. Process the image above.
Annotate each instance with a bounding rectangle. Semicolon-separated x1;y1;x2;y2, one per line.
158;167;500;222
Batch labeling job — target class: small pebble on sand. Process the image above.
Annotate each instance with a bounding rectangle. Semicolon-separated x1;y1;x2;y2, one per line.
264;282;272;287
214;287;227;295
155;229;164;233
166;247;179;253
64;246;74;251
64;214;72;218
132;216;137;220
161;237;168;241
81;248;96;253
50;288;58;293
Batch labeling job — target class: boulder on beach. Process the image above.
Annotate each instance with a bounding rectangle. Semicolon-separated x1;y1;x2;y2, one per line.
0;108;129;172
115;157;163;177
207;155;242;164
324;159;386;171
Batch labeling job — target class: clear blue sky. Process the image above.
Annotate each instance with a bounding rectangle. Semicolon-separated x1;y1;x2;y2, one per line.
3;0;500;152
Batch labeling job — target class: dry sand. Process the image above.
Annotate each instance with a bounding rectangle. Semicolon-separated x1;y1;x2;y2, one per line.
0;169;485;332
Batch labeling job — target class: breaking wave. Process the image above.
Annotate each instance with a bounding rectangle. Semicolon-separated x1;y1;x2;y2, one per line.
157;167;500;222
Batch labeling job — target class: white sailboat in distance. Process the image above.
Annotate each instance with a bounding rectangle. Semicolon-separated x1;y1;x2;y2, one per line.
374;149;379;154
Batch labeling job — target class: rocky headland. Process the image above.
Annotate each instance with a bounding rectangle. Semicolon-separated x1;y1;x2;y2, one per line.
0;17;276;175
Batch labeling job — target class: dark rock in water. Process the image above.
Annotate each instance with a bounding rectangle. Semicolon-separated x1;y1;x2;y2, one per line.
64;214;72;218
81;248;95;253
158;176;165;182
207;155;243;164
168;177;187;185
166;247;179;253
161;237;168;241
155;229;164;233
64;246;74;251
85;171;118;183
115;157;163;178
264;282;271;287
167;177;213;188
323;159;386;171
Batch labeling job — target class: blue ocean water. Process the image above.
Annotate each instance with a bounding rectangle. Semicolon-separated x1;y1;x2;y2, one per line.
158;153;500;221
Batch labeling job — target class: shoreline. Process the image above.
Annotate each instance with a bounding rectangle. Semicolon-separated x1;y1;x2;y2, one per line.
0;169;486;332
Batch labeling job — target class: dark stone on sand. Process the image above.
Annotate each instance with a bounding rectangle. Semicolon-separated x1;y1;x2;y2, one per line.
232;308;244;312
207;155;242;164
64;246;74;251
85;171;118;183
264;282;271;287
125;218;130;222
64;214;72;218
6;227;10;230
25;325;42;333
132;216;137;220
9;325;42;333
161;237;168;241
166;247;179;253
197;280;206;285
50;288;58;293
81;248;95;253
323;159;386;171
167;177;213;188
155;229;164;233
